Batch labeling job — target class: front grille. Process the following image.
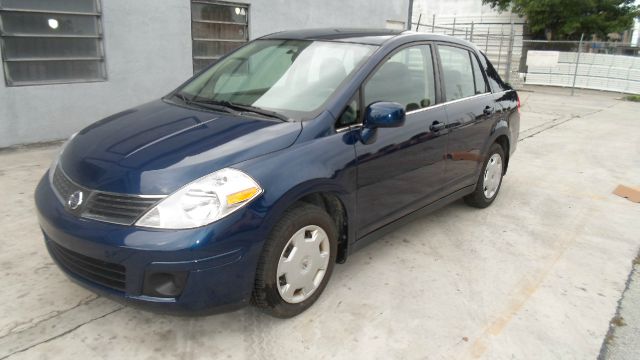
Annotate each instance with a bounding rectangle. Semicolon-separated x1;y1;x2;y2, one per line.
51;165;164;225
49;241;126;292
83;193;161;224
52;165;76;201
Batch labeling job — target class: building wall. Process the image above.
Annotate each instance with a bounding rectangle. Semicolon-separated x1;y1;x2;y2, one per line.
412;0;517;26
0;0;409;148
0;0;194;148
249;0;408;38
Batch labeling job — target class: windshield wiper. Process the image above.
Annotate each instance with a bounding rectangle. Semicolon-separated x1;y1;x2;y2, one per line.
197;100;289;122
189;101;240;115
172;93;240;115
171;94;288;121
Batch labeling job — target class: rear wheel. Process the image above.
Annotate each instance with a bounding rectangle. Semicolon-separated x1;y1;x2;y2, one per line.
252;203;337;318
464;143;505;208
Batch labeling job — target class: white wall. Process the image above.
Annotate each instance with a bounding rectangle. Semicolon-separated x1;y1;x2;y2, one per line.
249;0;408;38
0;0;409;148
525;51;640;94
412;0;518;25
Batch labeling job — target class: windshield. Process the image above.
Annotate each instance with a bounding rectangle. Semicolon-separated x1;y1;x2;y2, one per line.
177;39;376;120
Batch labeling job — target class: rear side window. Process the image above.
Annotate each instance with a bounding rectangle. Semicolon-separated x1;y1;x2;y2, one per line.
471;53;489;94
364;45;436;111
437;45;475;101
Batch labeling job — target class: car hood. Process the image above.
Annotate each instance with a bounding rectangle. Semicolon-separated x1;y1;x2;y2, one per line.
60;99;302;194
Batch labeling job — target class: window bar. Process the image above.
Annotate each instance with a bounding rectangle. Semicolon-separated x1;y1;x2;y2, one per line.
192;19;247;25
0;8;100;16
0;34;102;38
192;37;247;42
4;57;104;62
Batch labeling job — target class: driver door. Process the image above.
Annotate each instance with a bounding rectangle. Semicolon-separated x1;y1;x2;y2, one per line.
354;44;448;237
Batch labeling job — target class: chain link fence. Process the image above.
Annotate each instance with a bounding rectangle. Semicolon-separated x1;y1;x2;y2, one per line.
412;14;640;94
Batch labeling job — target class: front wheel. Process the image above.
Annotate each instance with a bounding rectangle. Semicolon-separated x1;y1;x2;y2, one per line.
252;203;337;318
464;143;505;208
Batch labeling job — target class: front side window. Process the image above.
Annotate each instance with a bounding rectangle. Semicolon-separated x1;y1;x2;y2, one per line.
364;45;436;111
179;39;376;119
438;45;476;101
0;0;106;86
336;91;360;128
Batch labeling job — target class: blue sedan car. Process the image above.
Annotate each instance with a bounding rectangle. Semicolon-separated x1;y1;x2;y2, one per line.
35;29;520;318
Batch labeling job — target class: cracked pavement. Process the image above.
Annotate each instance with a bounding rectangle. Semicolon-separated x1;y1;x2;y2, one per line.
0;86;639;359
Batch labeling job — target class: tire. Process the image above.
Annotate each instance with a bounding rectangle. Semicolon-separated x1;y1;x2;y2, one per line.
252;202;338;318
464;143;505;208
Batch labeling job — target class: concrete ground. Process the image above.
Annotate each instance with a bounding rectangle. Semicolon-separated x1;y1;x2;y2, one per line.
1;86;639;359
600;254;640;360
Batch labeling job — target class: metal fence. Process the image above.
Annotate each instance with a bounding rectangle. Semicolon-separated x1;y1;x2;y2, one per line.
412;14;640;94
522;39;640;94
412;15;525;87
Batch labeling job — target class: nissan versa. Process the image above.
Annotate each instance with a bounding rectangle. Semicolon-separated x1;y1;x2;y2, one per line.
35;29;520;318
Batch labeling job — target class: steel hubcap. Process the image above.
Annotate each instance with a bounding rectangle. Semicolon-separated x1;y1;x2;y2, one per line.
277;225;330;303
483;153;503;199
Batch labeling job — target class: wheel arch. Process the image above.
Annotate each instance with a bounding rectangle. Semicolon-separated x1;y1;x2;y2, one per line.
494;134;510;174
258;180;355;265
297;192;349;263
483;122;511;175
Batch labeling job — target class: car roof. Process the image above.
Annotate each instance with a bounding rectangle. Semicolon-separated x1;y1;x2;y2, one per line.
260;28;475;47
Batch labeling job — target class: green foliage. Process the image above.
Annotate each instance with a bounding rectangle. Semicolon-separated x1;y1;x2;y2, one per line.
625;95;640;102
482;0;640;40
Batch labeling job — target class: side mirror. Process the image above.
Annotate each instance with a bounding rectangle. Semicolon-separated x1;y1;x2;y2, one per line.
364;102;406;129
359;102;406;144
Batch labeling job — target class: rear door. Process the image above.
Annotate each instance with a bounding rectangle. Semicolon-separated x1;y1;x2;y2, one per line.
436;44;498;190
353;43;448;237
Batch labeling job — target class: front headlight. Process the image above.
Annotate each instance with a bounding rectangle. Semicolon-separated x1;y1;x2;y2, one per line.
136;168;262;229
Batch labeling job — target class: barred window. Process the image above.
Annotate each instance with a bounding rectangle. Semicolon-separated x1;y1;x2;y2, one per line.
191;0;248;73
0;0;106;86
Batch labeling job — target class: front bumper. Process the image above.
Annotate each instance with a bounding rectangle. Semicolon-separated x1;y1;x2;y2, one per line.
35;173;267;315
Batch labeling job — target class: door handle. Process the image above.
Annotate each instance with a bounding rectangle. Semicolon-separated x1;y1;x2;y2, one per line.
430;120;446;132
483;106;494;116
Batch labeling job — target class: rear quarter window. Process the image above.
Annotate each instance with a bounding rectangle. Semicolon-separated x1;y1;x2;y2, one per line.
479;51;511;93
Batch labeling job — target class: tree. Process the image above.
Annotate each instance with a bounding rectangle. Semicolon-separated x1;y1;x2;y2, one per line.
482;0;640;40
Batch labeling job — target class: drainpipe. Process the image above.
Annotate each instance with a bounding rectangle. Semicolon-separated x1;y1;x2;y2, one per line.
407;0;414;30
